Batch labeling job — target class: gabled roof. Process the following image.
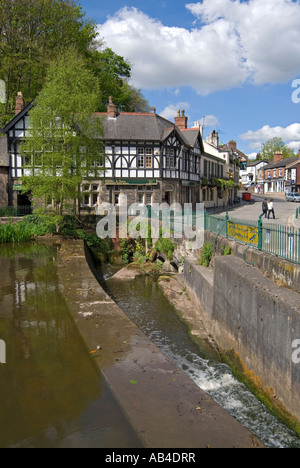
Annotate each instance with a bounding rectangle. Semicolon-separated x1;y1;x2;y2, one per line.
286;159;300;169
247;160;268;167
179;128;204;152
2;104;204;152
1;101;34;134
94;112;177;142
263;156;300;170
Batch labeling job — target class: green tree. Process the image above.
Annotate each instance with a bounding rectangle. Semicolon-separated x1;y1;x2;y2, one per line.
95;48;151;112
261;137;295;162
0;0;99;125
19;47;104;215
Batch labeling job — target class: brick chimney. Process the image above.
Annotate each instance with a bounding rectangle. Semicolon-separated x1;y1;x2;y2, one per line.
107;96;117;118
175;110;188;130
274;151;284;163
228;140;237;151
15;91;24;115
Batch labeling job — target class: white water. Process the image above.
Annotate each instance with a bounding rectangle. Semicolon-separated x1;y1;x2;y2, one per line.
99;269;300;449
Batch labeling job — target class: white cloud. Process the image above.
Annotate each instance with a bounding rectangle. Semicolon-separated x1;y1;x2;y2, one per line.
98;7;247;94
160;102;190;121
98;1;300;94
187;0;300;85
240;123;300;151
202;114;220;128
247;152;259;160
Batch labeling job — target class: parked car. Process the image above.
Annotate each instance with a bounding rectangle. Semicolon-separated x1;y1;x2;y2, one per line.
286;193;300;202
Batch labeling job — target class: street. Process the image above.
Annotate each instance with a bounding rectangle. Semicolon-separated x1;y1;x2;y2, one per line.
217;192;300;228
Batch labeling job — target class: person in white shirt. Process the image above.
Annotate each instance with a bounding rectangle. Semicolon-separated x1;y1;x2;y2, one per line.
267;199;275;219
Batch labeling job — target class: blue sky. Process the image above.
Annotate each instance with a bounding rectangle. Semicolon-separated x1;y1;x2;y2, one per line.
81;0;300;158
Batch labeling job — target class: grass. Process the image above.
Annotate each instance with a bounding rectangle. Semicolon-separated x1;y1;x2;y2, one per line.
0;215;57;244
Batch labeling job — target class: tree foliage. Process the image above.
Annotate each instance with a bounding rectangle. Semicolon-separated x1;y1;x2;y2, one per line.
0;0;97;117
0;0;150;126
261;137;295;162
19;47;104;214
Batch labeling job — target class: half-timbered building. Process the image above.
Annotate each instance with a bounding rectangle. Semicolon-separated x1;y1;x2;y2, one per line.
1;96;205;209
0;94;239;210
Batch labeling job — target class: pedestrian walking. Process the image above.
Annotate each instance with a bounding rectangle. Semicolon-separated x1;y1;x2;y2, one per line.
267;199;275;219
260;198;268;218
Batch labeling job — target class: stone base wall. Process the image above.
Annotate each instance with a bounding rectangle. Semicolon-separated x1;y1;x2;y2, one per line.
0;168;8;207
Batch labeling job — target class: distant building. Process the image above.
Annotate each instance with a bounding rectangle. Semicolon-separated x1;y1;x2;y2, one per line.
257;151;300;193
240;160;268;186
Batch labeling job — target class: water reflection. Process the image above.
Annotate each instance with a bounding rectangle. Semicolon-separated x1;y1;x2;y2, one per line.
0;243;141;448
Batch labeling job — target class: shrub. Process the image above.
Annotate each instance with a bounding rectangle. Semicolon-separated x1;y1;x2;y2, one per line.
198;242;213;267
155;238;175;261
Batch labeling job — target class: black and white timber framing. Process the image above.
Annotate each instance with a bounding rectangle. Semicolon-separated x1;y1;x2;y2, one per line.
1;98;237;209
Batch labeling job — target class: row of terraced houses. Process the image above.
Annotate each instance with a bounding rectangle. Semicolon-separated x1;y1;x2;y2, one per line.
0;93;243;212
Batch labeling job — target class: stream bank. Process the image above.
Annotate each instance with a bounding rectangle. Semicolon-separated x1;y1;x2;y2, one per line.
57;239;264;448
95;252;300;448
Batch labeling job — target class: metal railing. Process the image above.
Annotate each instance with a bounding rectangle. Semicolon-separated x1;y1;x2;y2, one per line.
0;206;32;217
205;211;300;265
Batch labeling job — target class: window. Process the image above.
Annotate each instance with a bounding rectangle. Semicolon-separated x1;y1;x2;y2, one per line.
137;148;152;168
137;155;144;168
166;149;175;168
92;193;98;206
114;193;120;205
145;193;152;205
34;154;42;166
146;156;152;168
137;186;153;205
137;193;144;204
24;154;32;166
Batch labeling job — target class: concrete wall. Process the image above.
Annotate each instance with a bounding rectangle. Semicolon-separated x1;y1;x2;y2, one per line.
184;256;300;424
204;230;300;294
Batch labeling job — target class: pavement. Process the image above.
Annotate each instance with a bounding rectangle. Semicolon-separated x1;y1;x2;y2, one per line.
208;191;300;229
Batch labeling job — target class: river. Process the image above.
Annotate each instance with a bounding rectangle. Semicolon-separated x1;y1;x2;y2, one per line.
0;243;141;448
96;263;300;449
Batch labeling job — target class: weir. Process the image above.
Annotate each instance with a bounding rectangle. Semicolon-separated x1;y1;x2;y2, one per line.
184;255;300;429
56;240;264;448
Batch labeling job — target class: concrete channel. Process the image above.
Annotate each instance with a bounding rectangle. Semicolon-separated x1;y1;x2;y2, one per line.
56;239;265;448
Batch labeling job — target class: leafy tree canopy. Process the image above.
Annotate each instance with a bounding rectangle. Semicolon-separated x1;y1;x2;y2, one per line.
0;0;150;126
20;47;104;215
261;137;295;162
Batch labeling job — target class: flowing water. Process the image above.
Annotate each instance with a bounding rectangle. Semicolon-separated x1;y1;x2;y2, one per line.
97;264;300;449
0;243;141;448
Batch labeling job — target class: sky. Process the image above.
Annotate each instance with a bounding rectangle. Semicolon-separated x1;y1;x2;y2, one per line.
80;0;300;158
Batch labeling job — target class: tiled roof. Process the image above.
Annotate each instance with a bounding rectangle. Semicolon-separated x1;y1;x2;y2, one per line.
263;156;300;170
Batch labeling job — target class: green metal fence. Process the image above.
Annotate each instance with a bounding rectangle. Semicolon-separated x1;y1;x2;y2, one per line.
205;211;300;265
